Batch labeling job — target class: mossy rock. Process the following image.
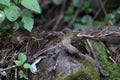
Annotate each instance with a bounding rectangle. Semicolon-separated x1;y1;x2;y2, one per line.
55;54;100;80
28;46;100;80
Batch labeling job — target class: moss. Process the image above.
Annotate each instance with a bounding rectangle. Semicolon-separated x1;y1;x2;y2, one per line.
64;67;99;80
55;67;99;80
55;76;63;80
55;58;99;80
92;41;120;80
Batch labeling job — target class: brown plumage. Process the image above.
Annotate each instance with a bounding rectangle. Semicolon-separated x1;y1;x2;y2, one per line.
62;28;88;54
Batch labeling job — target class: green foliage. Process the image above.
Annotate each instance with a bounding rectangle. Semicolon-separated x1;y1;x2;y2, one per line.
91;41;120;80
22;16;34;32
81;15;93;25
105;8;120;25
80;0;92;13
14;60;23;66
0;11;5;24
21;0;41;13
18;52;27;63
72;0;80;7
52;0;62;5
63;0;119;28
14;52;31;79
64;0;93;28
0;0;10;6
12;22;20;31
92;21;104;27
13;0;20;4
4;4;20;21
14;52;31;67
19;70;28;79
0;0;41;32
23;63;31;69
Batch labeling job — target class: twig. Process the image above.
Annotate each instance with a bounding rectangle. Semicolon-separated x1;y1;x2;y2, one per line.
68;0;84;28
9;51;18;67
45;17;58;27
15;68;17;80
0;49;11;65
0;65;16;72
100;0;114;25
100;0;107;17
99;41;116;63
33;43;62;58
94;27;108;37
109;56;116;64
77;34;94;38
86;39;109;76
52;0;66;30
98;32;113;37
93;0;107;19
25;39;29;54
99;41;112;56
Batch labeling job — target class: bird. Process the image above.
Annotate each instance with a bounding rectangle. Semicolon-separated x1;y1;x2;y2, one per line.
62;28;79;54
62;28;88;55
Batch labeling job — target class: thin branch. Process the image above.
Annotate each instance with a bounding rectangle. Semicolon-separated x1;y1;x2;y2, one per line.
45;17;58;27
93;0;107;19
0;65;16;72
109;56;116;64
99;0;114;25
68;0;84;28
86;39;109;76
15;68;17;80
33;43;62;58
100;0;107;17
52;0;67;30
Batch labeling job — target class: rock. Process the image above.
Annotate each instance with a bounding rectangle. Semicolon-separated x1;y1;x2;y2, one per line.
28;46;100;80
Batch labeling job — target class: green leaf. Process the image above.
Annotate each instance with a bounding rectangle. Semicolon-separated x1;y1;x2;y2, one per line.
13;0;22;4
13;22;20;31
21;0;41;13
64;15;73;22
81;15;93;25
4;4;20;21
0;4;6;10
72;0;80;7
0;11;5;24
65;6;74;14
19;70;28;79
73;23;81;28
19;70;24;78
0;0;10;6
18;52;27;64
22;16;34;32
0;18;9;27
52;0;62;5
21;10;33;17
23;63;31;69
93;21;103;27
14;60;23;66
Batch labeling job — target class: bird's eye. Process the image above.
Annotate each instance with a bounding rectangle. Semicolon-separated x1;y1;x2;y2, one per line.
63;30;67;34
62;28;70;34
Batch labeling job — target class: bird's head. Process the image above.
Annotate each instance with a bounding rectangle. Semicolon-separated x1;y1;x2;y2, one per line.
62;28;73;38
